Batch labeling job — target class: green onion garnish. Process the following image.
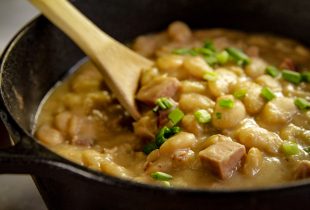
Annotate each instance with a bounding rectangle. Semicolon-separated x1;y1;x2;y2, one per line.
282;70;302;84
170;126;181;135
155;126;181;147
233;89;247;99
143;142;158;155
152;106;160;113
204;55;218;66
151;171;173;181
153;97;175;112
265;66;280;77
281;141;300;156
294;98;310;110
155;127;168;146
215;112;222;119
261;87;276;101
216;51;230;64
301;71;310;83
203;40;216;52
219;98;234;109
225;47;250;66
172;48;198;56
155;126;171;147
155;97;173;110
304;147;310;154
203;71;218;81
193;47;214;56
194;109;211;124
168;108;184;125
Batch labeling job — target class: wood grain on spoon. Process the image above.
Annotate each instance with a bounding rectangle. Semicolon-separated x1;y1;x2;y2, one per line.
29;0;153;120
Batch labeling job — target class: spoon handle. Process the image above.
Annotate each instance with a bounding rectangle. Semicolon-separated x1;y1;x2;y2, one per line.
29;0;153;120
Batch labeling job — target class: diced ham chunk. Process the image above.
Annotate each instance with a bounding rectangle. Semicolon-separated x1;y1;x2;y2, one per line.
71;135;94;147
157;109;170;127
136;76;180;105
294;160;310;179
199;141;246;179
279;58;296;71
133;114;157;140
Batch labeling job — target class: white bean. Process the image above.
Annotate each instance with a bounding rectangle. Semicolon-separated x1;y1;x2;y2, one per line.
238;81;265;114
167;21;192;42
180;80;208;95
245;57;267;78
243;147;263;176
181;114;204;137
259;97;298;130
237;121;283;154
156;54;184;71
160;132;197;156
36;124;64;146
212;95;246;129
255;75;282;91
208;68;237;97
179;93;215;114
183;56;213;78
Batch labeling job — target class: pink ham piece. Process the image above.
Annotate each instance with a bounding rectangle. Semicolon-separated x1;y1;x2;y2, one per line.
136;76;180;105
279;58;296;71
199;141;246;179
294;160;310;179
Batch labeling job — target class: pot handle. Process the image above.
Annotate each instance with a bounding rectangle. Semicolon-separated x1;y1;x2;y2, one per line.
0;110;61;175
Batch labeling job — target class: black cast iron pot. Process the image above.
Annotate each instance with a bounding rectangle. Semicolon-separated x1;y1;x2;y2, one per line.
1;0;310;209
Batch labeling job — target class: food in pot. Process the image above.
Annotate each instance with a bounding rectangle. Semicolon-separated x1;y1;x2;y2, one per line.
35;21;310;188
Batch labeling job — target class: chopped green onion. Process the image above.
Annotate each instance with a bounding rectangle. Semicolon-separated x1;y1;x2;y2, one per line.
294;98;310;110
172;48;197;56
301;71;310;83
168;108;184;125
225;47;250;66
193;47;214;56
203;71;218;81
303;147;310;154
155;126;170;147
203;40;216;52
155;126;170;146
261;87;276;101
155;97;173;110
219;98;234;109
152;106;160;113
265;66;280;77
194;109;211;124
215;112;222;119
143;142;158;155
155;126;181;147
204;55;218;66
281;141;300;156
282;70;302;84
151;171;173;181
216;51;230;64
233;89;247;99
170;126;181;135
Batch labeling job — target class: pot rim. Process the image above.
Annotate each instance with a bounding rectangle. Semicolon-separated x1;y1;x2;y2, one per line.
1;14;310;195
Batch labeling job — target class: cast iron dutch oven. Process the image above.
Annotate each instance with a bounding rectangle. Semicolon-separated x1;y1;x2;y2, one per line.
1;0;310;209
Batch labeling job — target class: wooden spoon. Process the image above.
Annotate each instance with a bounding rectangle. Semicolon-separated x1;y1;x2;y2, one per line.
29;0;153;120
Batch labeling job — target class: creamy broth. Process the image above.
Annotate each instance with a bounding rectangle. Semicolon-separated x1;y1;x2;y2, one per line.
35;22;310;189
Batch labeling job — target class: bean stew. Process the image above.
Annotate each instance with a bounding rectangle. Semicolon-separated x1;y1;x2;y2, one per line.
35;22;310;189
